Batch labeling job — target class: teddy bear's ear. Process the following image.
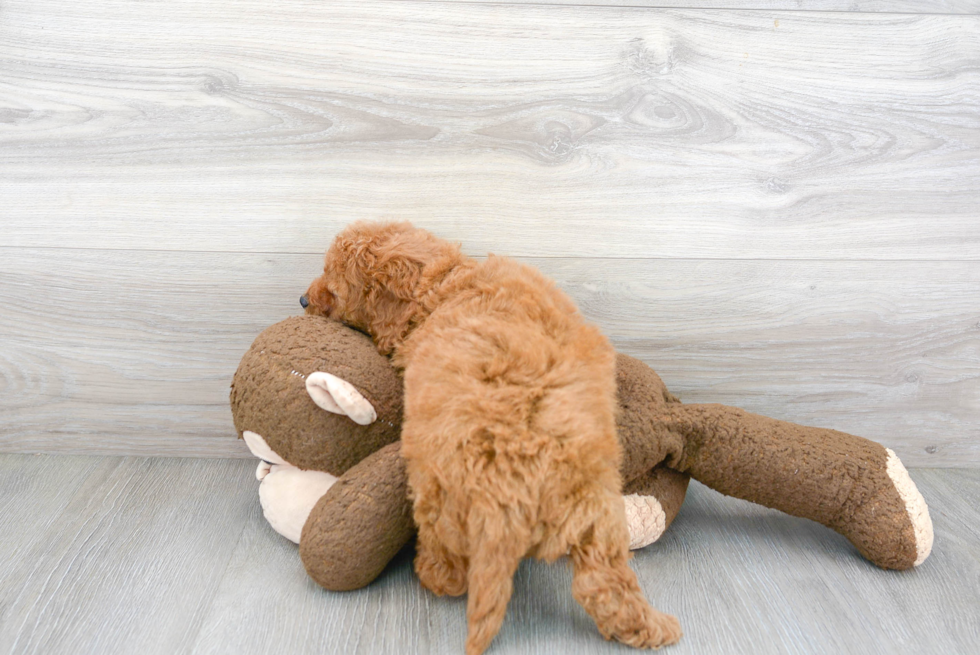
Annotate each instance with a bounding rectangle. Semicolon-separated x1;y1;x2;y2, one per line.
305;372;378;426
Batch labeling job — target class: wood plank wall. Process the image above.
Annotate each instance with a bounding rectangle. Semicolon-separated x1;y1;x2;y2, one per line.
1;0;978;465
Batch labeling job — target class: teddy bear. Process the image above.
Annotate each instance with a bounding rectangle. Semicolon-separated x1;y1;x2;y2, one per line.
230;315;932;592
230;315;688;590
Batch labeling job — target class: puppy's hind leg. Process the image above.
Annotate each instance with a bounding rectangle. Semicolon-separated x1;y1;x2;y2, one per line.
415;527;468;597
569;488;681;649
411;473;469;597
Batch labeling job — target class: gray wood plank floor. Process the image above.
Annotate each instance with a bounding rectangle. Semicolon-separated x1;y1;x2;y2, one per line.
1;454;976;655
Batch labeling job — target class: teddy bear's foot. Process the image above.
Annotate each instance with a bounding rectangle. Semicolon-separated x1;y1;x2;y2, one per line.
839;448;933;570
623;494;667;550
622;467;691;550
663;404;934;571
884;448;934;566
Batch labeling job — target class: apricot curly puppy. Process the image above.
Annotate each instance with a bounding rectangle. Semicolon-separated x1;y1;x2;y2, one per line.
304;222;681;654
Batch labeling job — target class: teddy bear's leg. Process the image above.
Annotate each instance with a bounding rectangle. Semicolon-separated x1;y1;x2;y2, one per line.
622;466;690;549
666;404;933;570
300;442;416;591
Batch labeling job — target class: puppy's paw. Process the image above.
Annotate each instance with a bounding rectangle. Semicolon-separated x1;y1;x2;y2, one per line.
415;546;468;597
613;609;682;650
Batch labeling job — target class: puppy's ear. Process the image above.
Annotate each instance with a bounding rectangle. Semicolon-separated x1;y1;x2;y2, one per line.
376;258;423;300
372;231;430;299
375;228;458;301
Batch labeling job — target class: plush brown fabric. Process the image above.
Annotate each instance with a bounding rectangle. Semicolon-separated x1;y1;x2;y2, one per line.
231;318;690;592
623;467;690;534
615;354;686;483
665;404;920;570
230;316;403;476
301;442;415;591
614;353;923;570
232;319;930;596
614;354;691;533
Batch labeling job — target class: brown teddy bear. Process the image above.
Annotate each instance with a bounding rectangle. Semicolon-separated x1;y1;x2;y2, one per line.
230;315;932;592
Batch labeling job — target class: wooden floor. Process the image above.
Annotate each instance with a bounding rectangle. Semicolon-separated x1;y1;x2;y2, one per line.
0;453;976;655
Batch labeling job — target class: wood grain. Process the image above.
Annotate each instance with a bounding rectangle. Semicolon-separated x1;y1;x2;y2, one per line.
633;469;980;655
0;454;108;645
1;455;976;654
1;1;977;259
1;247;976;465
420;1;980;15
0;455;258;655
0;3;977;462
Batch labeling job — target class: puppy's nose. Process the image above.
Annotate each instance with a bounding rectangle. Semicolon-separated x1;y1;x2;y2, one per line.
300;295;309;309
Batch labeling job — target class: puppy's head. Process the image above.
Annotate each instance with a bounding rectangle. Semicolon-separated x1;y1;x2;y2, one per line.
301;269;340;318
302;221;462;352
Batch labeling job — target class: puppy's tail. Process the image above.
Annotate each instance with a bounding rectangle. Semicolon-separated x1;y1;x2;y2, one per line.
463;500;528;655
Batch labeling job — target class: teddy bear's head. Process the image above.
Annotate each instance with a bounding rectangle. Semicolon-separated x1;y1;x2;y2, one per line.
230;316;403;476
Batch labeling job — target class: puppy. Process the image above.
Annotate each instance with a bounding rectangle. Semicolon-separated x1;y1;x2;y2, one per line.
304;222;680;654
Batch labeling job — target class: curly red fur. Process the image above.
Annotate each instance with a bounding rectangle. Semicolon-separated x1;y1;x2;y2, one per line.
306;221;681;653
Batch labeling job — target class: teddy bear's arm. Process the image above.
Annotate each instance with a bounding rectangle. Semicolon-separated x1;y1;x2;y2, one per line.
243;430;339;544
296;443;687;590
299;441;415;591
664;404;933;569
